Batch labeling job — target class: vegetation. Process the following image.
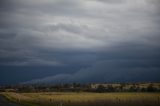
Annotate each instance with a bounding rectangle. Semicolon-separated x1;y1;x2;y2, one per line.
3;92;160;106
1;82;160;93
1;83;160;106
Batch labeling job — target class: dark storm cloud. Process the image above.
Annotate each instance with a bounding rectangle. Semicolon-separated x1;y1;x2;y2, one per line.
0;0;160;84
25;41;160;83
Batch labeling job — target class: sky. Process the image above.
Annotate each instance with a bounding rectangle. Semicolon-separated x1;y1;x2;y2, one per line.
0;0;160;85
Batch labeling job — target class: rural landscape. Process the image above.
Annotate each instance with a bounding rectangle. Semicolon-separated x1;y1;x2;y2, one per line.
1;0;160;106
0;82;160;106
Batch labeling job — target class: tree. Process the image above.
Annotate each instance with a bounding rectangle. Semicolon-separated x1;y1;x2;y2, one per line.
147;84;155;92
96;85;106;93
106;85;115;92
129;85;138;92
119;83;126;91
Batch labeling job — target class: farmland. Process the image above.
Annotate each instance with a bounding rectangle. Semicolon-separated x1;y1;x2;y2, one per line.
1;83;160;106
3;92;160;106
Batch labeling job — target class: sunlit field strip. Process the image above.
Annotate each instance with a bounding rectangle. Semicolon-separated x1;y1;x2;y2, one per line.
3;92;160;106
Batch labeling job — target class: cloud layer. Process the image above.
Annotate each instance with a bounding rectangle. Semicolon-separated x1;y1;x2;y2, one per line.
0;0;160;84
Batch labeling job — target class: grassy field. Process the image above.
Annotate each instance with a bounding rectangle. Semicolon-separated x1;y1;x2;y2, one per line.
2;92;160;106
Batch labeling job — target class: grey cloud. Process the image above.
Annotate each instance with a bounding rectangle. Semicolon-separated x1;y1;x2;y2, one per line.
0;0;160;84
70;60;160;82
25;59;160;84
0;0;85;17
25;74;71;84
91;0;125;4
24;41;160;83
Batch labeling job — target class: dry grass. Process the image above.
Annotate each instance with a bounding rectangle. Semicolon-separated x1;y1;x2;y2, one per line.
3;92;160;106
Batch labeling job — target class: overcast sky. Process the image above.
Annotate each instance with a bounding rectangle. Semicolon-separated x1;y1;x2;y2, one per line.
0;0;160;84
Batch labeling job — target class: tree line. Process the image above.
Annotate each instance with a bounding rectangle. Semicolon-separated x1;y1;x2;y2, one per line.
0;83;160;93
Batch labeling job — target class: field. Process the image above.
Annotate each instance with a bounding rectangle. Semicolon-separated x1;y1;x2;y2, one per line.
3;92;160;106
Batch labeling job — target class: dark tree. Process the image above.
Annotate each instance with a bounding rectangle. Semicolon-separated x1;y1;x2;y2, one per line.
106;85;115;92
147;84;156;92
96;85;106;93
